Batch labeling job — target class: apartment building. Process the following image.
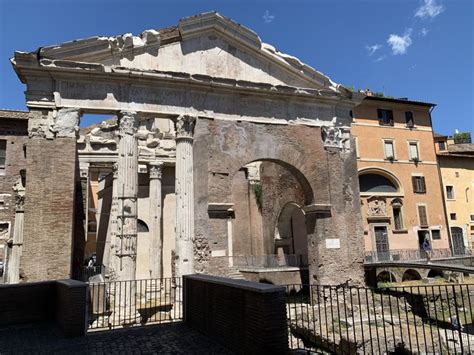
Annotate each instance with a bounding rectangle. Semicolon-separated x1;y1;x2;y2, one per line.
434;132;474;252
352;94;451;261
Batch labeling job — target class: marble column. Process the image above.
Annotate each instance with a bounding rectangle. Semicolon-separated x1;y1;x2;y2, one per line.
102;163;118;273
110;110;140;326
6;174;25;284
174;114;196;277
148;162;163;279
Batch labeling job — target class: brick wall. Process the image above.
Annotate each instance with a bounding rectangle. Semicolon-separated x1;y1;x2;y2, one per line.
22;138;77;281
0;279;87;337
184;274;288;353
0;118;28;260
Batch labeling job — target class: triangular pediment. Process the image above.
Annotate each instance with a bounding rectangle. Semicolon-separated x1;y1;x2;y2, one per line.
35;12;342;91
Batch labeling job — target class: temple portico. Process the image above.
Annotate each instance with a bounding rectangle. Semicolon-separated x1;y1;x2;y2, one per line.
11;12;367;285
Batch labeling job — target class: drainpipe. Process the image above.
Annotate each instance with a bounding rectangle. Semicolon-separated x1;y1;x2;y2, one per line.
430;105;454;255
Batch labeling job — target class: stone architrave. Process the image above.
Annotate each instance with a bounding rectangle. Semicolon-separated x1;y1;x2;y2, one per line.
148;162;163;280
6;175;25;284
174;114;196;277
109;110;140;326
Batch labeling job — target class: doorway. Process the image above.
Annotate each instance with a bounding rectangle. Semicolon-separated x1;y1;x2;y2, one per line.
418;230;430;259
451;227;465;256
374;226;390;261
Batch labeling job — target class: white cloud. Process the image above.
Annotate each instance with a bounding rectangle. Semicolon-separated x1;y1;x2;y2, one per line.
366;44;382;56
415;0;445;19
420;27;429;36
387;30;413;55
375;55;386;62
263;10;275;24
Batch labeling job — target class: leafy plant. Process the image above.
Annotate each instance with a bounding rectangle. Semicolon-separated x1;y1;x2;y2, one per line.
252;183;263;210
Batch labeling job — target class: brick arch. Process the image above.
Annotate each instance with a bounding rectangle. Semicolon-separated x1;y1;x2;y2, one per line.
377;270;398;283
402;269;422;281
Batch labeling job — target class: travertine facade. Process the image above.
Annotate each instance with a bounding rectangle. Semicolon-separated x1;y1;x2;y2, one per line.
11;12;366;285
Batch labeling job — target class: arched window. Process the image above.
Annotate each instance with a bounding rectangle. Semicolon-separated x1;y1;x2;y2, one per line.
359;174;398;193
137;219;149;233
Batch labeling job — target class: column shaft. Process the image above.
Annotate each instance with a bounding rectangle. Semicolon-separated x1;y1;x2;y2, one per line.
148;162;163;279
175;115;196;277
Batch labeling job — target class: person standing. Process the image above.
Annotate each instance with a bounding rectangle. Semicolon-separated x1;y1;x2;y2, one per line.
422;236;432;263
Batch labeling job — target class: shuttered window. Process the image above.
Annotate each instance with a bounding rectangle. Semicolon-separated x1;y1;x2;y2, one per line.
418;205;429;227
377;109;394;126
384;140;395;159
409;142;419;160
412;176;426;193
0;140;6;169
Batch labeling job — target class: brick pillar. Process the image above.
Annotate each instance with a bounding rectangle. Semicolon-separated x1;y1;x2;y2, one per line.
21;108;81;281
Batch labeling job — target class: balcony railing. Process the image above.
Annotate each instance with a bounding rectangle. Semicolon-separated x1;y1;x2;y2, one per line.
364;248;472;263
232;254;308;269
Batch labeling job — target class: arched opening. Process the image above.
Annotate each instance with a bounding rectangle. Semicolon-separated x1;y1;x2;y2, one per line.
230;159;312;270
359;173;398;194
136;219;150;279
427;269;444;279
377;271;397;284
137;219;149;233
402;269;422;282
275;203;308;266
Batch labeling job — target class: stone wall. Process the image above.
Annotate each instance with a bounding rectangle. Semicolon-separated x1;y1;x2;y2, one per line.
0;279;87;337
194;117;365;284
184;274;288;353
22;138;77;281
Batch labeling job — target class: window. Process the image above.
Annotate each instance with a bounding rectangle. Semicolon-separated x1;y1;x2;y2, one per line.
450;213;457;220
393;206;403;230
409;142;420;161
412;176;426;193
470;214;474;222
455;171;460;178
405;111;414;127
359;174;398;193
438;141;446;151
446;186;455;199
383;140;395;159
377;109;394;126
431;230;441;240
418;205;429;227
0;140;6;171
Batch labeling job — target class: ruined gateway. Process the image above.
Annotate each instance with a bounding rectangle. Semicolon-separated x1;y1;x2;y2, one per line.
10;12;366;285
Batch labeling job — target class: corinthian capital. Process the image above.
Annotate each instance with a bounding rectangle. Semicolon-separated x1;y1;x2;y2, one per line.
175;114;196;139
149;162;164;179
118;110;139;136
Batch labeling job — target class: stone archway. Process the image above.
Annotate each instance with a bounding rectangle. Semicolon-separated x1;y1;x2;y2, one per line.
275;202;308;266
402;269;422;281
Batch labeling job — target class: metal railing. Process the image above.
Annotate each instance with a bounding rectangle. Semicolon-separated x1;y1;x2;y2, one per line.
365;248;472;263
75;265;105;282
286;283;474;354
232;254;308;269
87;277;182;330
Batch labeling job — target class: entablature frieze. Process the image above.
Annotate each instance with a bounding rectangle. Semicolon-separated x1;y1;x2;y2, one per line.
16;61;361;127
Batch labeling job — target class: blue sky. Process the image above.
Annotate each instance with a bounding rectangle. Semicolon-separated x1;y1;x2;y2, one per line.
0;0;472;134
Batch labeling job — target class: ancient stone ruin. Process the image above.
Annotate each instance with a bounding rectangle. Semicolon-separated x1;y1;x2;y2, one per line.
9;12;366;286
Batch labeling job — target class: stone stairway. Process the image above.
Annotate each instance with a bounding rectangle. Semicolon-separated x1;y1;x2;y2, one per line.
227;267;245;280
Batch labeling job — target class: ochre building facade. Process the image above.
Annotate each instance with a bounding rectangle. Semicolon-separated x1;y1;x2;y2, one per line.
352;94;451;262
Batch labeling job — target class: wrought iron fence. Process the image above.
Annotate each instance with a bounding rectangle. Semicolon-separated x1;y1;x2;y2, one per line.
87;277;182;330
365;248;472;263
232;254;308;269
286;283;474;354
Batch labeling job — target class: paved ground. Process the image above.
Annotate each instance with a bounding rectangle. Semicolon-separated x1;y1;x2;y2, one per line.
0;322;234;354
